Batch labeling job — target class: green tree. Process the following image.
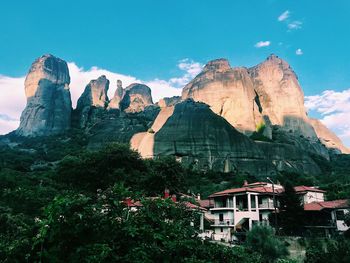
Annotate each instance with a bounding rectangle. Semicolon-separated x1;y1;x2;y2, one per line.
278;181;305;235
305;237;350;263
56;143;147;193
246;225;289;263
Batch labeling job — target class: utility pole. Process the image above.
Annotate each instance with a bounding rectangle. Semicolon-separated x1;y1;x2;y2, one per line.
267;177;278;233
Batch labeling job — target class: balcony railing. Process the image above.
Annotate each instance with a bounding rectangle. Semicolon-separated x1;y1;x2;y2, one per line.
258;201;275;209
213;204;234;208
213;219;234;225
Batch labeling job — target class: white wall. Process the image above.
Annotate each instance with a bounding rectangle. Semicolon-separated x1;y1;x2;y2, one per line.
302;191;324;204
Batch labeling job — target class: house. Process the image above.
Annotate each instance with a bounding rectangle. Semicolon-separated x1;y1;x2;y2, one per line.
208;181;283;242
208;181;349;242
304;199;349;235
294;186;326;204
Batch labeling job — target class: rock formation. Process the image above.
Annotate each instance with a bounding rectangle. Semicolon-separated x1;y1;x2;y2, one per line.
153;99;271;173
309;118;350;154
249;54;317;139
131;104;175;158
182;59;264;135
157;96;181;108
150;99;321;175
120;83;153;113
75;75;109;127
108;80;125;109
14;53;349;176
17;54;72;136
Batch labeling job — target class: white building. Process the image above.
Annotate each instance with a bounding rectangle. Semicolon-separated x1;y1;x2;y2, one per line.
294;186;325;204
208;182;349;241
208;181;283;242
304;199;349;234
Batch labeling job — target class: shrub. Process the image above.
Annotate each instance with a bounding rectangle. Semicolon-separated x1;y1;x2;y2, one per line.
246;225;289;263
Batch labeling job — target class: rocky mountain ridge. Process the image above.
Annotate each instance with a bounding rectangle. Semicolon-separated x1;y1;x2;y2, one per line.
7;54;350;176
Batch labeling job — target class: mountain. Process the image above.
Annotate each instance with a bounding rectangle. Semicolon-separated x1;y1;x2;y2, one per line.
5;54;350;176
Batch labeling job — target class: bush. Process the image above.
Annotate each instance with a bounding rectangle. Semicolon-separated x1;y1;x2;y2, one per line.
246;225;289;263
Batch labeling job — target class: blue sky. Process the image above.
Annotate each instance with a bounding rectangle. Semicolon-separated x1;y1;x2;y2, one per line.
1;0;350;146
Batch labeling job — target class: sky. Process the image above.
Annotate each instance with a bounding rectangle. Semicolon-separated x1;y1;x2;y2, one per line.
0;0;350;146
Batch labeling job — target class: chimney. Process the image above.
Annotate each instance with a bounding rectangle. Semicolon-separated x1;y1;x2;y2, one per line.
243;180;248;186
164;188;170;199
171;194;177;202
197;193;201;200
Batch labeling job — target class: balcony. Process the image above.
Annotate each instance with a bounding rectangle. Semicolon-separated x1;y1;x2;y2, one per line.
258;201;275;209
212;219;234;226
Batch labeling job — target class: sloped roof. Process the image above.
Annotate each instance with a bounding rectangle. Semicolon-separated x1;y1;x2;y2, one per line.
294;186;326;194
208;186;284;198
183;201;207;211
198;199;212;208
304;199;349;211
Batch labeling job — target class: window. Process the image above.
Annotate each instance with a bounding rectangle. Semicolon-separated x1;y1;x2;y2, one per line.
236;195;248;210
251;195;256;210
219;213;224;222
336;210;345;220
220;227;223;232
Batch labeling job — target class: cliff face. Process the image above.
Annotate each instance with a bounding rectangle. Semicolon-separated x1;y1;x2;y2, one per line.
120;83;153;113
154;100;270;173
108;80;125;109
309;118;350;154
16;54;72;136
181;55;348;157
249;54;317;139
182;59;263;135
75;75;110;128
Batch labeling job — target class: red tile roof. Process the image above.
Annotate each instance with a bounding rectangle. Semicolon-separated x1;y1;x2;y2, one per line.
208;186;284;198
123;198;207;211
294;186;326;193
198;199;212;208
304;199;349;211
183;201;207;211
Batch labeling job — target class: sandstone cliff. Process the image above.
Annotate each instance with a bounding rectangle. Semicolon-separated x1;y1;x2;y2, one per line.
17;54;72;136
108;80;125;109
75;75;110;128
249;54;317;139
149;99;321;175
309;118;350;154
120;83;153;113
182;59;263;135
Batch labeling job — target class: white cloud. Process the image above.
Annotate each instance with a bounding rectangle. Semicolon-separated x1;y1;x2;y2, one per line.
278;10;290;22
277;10;303;31
254;41;271;48
169;59;203;87
295;48;303;55
288;21;303;30
305;89;350;146
0;59;203;135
